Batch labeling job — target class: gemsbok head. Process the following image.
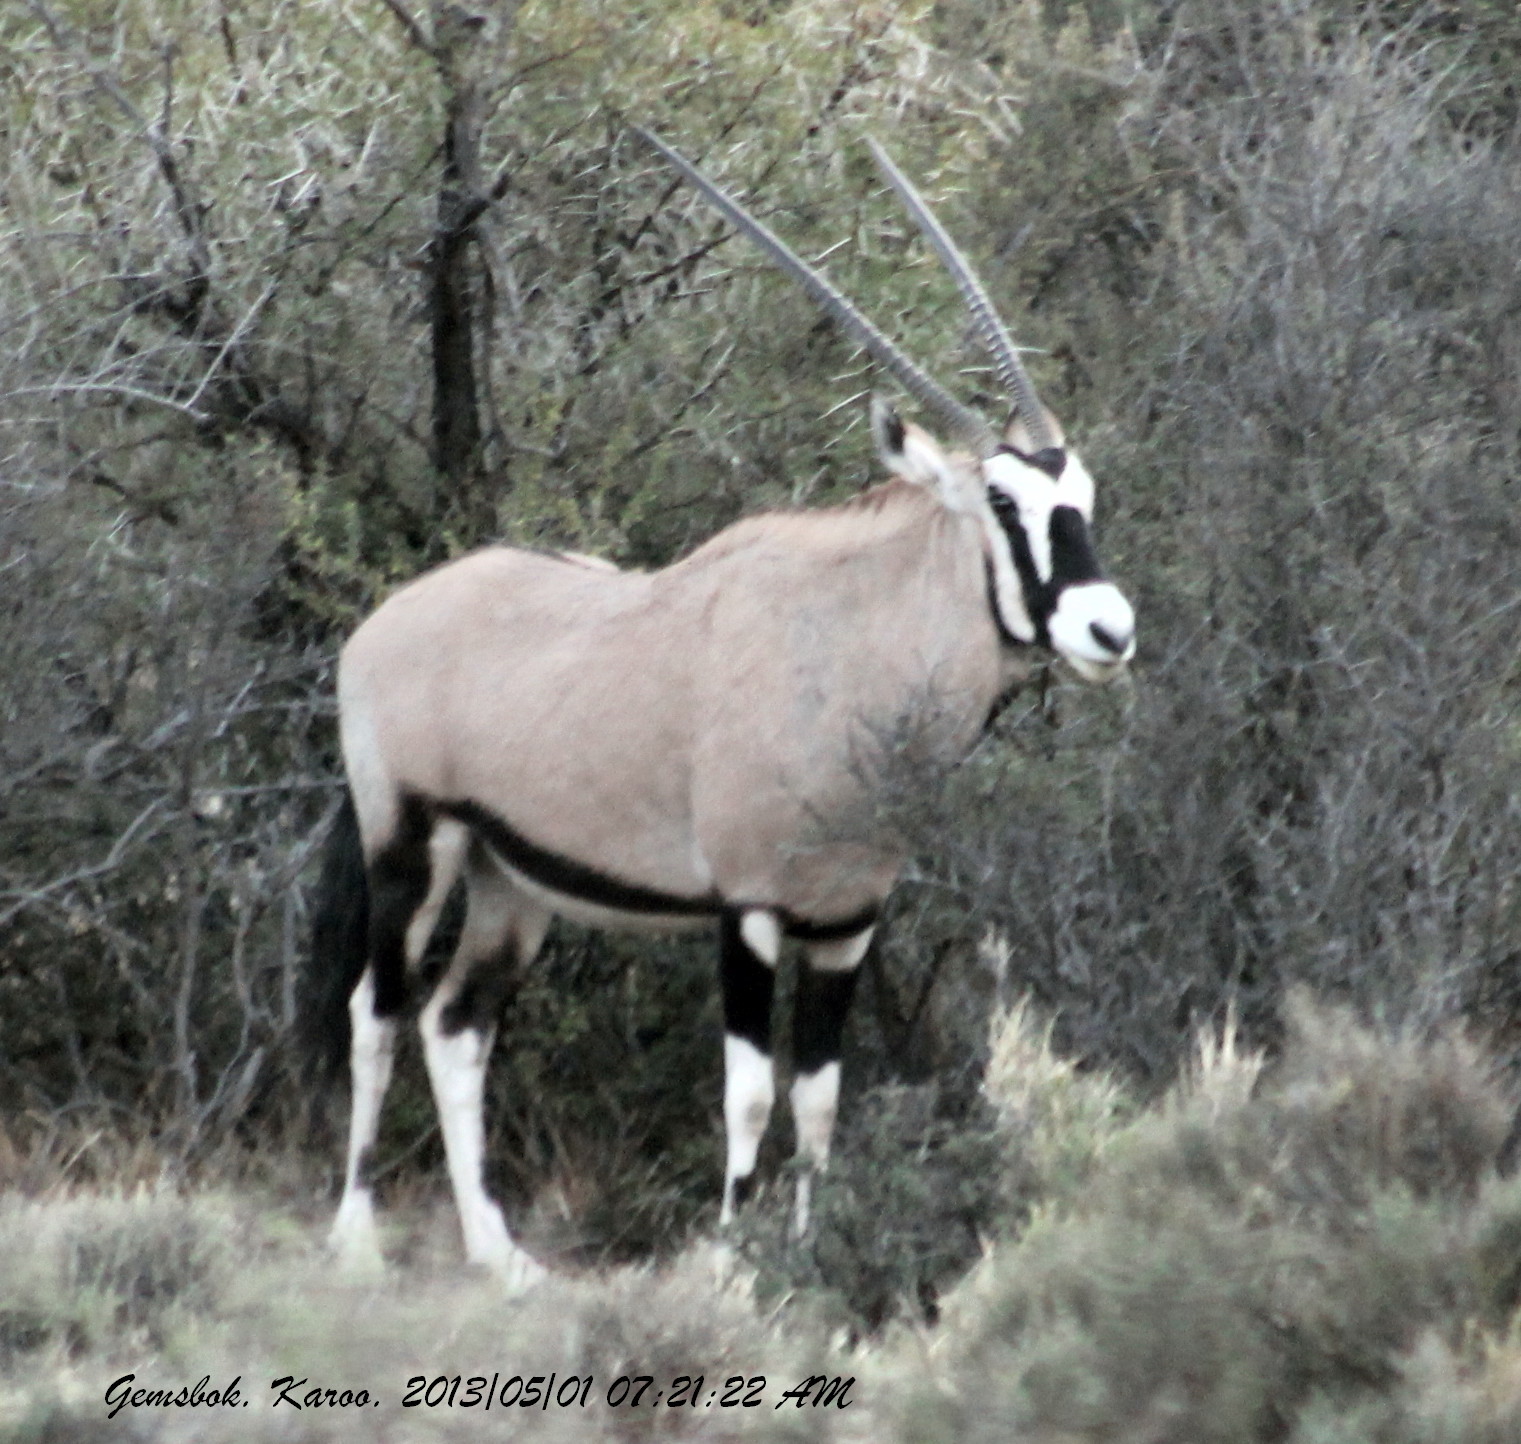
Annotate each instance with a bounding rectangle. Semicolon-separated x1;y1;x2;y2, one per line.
305;126;1135;1285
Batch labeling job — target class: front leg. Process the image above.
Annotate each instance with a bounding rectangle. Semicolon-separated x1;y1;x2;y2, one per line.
789;925;872;1236
719;909;780;1224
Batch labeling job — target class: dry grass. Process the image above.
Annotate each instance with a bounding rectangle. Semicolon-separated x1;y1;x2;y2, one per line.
1;1191;844;1442
7;997;1517;1444
982;943;1135;1205
893;999;1521;1444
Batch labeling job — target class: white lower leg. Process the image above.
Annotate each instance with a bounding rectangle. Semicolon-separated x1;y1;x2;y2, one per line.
790;1062;841;1236
419;997;538;1284
330;971;395;1270
721;1034;775;1226
788;926;869;1237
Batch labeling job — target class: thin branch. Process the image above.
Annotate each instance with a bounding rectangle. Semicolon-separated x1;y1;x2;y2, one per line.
0;800;166;930
75;465;182;527
9;382;211;422
26;1;211;281
183;278;278;415
377;0;436;56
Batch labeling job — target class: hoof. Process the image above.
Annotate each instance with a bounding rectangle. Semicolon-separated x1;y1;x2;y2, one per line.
328;1189;386;1277
476;1244;545;1295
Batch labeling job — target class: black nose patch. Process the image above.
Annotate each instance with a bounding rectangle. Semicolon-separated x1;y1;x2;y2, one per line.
1089;621;1128;655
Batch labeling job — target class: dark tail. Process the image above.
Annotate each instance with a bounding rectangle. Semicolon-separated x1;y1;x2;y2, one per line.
300;789;369;1084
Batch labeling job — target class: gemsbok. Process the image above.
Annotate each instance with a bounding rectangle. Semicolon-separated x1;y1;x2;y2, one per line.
306;127;1135;1284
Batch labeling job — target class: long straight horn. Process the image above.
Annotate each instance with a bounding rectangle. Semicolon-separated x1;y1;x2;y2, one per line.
866;138;1059;458
632;126;995;454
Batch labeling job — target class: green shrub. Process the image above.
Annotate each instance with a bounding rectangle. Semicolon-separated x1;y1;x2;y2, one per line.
896;999;1521;1443
0;1189;245;1364
733;1079;1002;1332
983;982;1135;1207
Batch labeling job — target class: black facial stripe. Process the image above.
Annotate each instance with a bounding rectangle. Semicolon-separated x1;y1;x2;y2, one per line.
984;555;1031;649
987;491;1107;644
988;490;1051;648
1048;505;1105;589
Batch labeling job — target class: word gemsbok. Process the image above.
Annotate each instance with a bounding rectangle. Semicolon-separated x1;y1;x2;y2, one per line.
307;127;1135;1284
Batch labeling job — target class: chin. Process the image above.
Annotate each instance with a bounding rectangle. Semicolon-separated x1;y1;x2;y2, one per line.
1061;654;1130;685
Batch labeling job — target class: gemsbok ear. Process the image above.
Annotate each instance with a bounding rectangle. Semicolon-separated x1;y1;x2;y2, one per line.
871;396;982;514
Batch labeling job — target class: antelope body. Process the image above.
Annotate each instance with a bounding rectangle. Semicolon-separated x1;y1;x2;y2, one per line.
307;130;1135;1285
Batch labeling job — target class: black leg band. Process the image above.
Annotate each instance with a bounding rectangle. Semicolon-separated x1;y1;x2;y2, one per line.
720;911;775;1053
365;795;434;1016
793;958;861;1075
439;935;519;1036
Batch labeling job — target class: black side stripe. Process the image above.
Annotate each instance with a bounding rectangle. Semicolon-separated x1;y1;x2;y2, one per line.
782;905;879;942
432;794;883;939
437;796;720;917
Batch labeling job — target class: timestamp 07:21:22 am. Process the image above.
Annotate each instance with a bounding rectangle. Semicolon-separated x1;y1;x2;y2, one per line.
401;1372;854;1412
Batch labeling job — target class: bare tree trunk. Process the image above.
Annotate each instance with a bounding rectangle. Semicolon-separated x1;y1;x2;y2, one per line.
429;4;488;491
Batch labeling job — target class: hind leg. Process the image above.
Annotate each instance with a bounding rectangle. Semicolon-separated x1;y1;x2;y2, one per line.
329;968;396;1272
329;810;466;1271
789;925;872;1236
419;850;548;1285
